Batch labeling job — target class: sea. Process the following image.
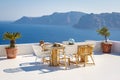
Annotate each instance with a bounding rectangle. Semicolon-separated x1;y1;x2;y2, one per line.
0;22;120;45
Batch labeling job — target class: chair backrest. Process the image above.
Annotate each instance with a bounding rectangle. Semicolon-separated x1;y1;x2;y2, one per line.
64;45;78;55
77;45;86;56
77;45;94;55
86;45;94;55
32;45;43;57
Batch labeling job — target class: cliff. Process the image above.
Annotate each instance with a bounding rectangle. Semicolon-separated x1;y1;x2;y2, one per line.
14;11;86;25
74;12;120;29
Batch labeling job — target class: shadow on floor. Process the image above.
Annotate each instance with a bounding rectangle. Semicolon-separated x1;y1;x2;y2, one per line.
3;62;66;74
94;52;103;55
111;52;120;56
3;61;94;74
94;51;120;56
0;57;7;61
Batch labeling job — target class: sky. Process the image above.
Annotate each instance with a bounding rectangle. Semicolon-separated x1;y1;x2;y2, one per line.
0;0;120;21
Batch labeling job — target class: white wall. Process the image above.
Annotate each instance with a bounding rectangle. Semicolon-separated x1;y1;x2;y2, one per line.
0;43;39;57
111;41;120;53
0;41;120;57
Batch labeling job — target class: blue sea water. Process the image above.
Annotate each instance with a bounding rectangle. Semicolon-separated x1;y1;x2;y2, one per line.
0;22;120;45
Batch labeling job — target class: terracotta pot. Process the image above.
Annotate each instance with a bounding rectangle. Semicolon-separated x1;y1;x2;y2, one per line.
5;48;17;59
101;42;112;53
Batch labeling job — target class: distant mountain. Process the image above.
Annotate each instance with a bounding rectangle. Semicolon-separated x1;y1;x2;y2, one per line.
14;11;86;25
74;12;120;29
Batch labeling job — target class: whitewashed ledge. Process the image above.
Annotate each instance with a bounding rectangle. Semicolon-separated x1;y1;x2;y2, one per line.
0;43;38;57
0;40;120;57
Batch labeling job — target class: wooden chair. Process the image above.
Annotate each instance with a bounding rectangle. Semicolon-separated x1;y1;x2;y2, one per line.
77;45;95;67
32;45;51;64
59;46;70;69
63;45;79;66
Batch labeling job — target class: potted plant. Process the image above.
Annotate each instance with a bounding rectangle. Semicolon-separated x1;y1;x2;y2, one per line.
3;32;21;59
97;26;112;53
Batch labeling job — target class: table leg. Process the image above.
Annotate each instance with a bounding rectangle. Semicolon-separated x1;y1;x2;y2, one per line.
49;49;59;66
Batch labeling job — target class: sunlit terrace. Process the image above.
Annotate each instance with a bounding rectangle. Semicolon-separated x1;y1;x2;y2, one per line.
0;41;120;80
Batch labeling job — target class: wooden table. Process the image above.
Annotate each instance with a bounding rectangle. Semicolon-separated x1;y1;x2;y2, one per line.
49;47;64;66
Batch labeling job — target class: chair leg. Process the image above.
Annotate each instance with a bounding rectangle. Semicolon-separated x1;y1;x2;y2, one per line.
42;57;45;63
68;58;70;66
35;57;37;62
64;56;67;70
75;56;79;66
90;55;95;65
65;60;67;70
58;55;60;65
84;55;87;67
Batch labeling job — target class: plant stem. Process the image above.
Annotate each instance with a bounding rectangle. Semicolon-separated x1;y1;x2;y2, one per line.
10;40;15;48
105;36;107;42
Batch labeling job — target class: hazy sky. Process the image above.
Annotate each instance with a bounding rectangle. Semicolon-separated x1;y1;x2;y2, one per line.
0;0;120;21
